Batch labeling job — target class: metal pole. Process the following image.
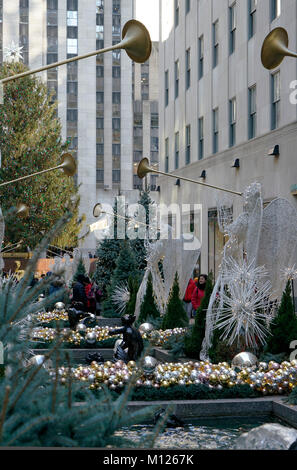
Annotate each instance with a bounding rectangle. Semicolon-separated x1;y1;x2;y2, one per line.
150;168;243;197
0;164;63;188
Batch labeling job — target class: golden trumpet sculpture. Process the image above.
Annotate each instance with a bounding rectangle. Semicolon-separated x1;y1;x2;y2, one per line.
93;203;150;228
137;158;243;197
0;20;151;86
0;153;76;189
261;27;297;70
15;203;29;218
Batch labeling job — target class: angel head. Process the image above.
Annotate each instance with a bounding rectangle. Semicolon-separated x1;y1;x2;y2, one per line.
243;182;262;213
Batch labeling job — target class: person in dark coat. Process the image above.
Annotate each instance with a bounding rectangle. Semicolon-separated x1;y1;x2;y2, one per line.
72;274;88;311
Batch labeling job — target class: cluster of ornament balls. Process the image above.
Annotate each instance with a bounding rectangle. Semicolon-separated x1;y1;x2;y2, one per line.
35;309;69;323
58;358;297;395
141;327;187;347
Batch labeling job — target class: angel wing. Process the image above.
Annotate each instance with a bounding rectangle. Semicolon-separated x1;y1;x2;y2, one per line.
245;195;263;266
257;198;297;299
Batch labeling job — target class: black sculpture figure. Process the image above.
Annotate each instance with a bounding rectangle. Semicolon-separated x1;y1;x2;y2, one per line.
154;409;184;428
109;314;144;363
85;351;104;365
68;307;96;330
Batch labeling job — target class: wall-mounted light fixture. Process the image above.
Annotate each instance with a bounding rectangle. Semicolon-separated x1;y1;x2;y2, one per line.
268;145;280;157
200;170;206;179
175;178;181;186
232;158;240;169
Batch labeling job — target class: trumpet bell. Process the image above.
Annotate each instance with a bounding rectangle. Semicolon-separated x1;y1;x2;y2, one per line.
93;203;103;218
261;27;297;70
16;203;29;218
60;153;77;176
137;157;152;179
121;20;152;64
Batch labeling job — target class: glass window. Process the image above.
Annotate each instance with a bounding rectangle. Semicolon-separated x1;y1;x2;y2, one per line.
271;71;280;130
67;11;78;26
67;26;78;39
151;136;159;152
165;70;169;106
229;98;236;147
248;85;256;139
67;0;78;11
67;109;78;121
96;0;104;14
175;60;179;99
67;38;78;55
96;117;104;129
186;0;190;14
199;36;204;79
96;65;104;77
175;0;180;27
249;0;257;38
48;0;58;9
112;66;121;78
186;48;191;89
112;118;120;130
198;117;204;160
213;108;219;154
175;132;179;169
229;3;236;54
165;138;169;173
213;21;219;67
186;125;191;164
96;91;104;103
271;0;281;21
112;92;121;104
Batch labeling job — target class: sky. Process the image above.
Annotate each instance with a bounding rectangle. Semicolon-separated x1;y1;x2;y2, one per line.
135;0;159;41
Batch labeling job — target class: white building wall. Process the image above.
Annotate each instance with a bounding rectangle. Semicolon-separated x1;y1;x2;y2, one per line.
159;0;297;276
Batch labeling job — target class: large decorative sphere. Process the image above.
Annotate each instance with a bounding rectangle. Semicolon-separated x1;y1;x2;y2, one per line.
86;332;96;344
232;352;258;369
55;302;65;311
76;323;87;333
143;355;157;373
138;323;154;335
27;355;52;370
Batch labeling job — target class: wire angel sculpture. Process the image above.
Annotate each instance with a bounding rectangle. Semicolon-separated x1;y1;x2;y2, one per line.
134;225;200;319
201;182;297;359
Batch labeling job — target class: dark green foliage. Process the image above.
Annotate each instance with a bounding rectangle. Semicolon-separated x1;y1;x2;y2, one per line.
125;277;139;317
259;352;288;363
0;214;160;448
102;242;140;318
138;273;160;324
265;281;297;355
93;238;122;296
208;334;241;364
130;189;158;273
110;384;262;402
30;337;117;350
73;258;86;282
162;273;189;330
184;274;213;359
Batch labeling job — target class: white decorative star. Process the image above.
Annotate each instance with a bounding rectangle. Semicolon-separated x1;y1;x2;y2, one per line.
3;41;24;63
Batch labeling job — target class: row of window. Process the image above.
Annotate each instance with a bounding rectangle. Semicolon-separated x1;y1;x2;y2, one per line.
175;0;281;30
164;71;280;168
166;0;282;104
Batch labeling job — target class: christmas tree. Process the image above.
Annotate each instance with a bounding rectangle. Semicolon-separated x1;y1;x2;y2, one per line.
162;273;189;330
184;274;213;359
265;281;297;355
103;241;140;317
73;258;87;283
130;189;158;273
0;61;80;249
93;199;126;297
138;272;160;324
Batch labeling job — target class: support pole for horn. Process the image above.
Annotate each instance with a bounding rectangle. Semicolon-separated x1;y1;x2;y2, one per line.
93;203;152;229
0;154;76;189
137;158;243;197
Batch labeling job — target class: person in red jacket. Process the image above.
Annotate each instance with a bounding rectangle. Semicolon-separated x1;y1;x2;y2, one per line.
191;274;208;315
184;277;198;319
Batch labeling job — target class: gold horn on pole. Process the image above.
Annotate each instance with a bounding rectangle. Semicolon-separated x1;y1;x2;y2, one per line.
92;203;151;228
137;158;243;197
1;20;151;87
0;153;77;189
15;203;29;218
261;27;297;70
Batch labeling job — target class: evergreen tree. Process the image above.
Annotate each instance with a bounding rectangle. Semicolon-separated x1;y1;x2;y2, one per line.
0;61;80;249
93;199;126;296
138;272;160;324
162;273;189;329
73;258;87;282
265;281;297;355
130;189;158;273
103;242;139;317
184;274;213;359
